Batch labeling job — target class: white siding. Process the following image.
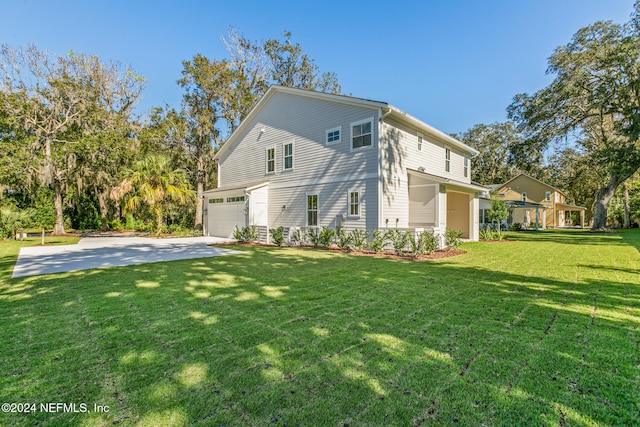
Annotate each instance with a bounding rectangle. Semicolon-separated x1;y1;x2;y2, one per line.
218;91;381;229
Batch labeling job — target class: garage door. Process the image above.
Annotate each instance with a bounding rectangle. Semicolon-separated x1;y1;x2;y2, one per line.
207;201;246;238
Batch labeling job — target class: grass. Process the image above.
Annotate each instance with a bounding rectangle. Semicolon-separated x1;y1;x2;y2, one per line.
0;230;639;426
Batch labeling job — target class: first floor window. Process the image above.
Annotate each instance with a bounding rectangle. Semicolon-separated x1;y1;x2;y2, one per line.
349;191;359;216
352;119;372;149
266;147;275;173
284;142;293;170
307;194;318;226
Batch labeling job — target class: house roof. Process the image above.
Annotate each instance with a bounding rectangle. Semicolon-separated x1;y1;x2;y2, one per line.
496;173;567;197
202;181;268;195
407;168;489;192
213;85;479;161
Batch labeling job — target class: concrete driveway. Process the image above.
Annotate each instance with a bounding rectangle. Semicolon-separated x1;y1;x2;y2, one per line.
11;236;243;278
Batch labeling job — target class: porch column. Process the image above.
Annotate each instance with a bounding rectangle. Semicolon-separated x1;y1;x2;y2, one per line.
581;210;585;229
535;208;539;231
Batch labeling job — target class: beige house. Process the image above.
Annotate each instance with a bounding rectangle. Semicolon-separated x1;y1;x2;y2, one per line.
480;173;586;229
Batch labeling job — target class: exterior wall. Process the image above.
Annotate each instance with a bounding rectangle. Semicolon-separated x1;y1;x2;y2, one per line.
217;90;380;230
496;175;565;228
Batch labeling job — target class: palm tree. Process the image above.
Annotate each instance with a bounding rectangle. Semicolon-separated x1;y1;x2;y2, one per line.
111;154;195;234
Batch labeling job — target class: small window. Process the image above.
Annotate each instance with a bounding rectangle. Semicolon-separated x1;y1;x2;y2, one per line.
351;118;373;149
521;192;527;202
417;133;423;151
326;127;341;144
227;196;245;203
349;191;359;216
464;157;469;178
545;191;551;202
307;194;318;226
209;198;224;204
283;142;293;170
266;147;275;173
445;148;451;172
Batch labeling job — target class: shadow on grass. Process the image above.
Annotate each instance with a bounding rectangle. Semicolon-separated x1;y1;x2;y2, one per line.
1;234;639;426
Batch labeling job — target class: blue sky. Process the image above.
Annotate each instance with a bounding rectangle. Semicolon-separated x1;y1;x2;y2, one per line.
2;0;635;135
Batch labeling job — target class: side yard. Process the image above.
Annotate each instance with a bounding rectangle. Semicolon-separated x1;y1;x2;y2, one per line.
0;230;638;426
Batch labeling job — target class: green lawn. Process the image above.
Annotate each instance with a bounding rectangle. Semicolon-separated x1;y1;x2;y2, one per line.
0;230;639;426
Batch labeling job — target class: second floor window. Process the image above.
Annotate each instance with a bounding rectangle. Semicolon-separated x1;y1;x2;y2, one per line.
284;142;293;170
445;148;451;172
545;191;551;202
464;157;469;178
522;192;527;202
352;119;372;149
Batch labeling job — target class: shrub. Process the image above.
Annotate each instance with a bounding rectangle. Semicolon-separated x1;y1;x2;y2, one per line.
233;226;259;243
269;226;285;247
370;229;386;253
318;226;336;248
307;227;322;248
350;229;369;251
290;228;303;246
445;228;464;249
510;222;523;231
410;232;425;256
387;229;410;255
420;230;439;254
336;227;353;251
479;226;493;241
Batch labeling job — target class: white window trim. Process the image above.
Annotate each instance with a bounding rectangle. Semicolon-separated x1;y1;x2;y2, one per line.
463;157;469;178
545;191;551;202
306;193;318;227
283;140;294;171
266;146;276;175
348;190;361;219
350;117;375;152
522;192;527;202
326;126;341;145
417;132;423;152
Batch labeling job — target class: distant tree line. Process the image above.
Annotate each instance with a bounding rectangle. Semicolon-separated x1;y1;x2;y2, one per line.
0;29;340;235
456;3;640;229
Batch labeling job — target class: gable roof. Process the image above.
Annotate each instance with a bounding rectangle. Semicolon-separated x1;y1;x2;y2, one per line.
496;173;567;197
214;85;478;160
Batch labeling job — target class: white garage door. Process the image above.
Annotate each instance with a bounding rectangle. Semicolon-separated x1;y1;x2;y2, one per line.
207;202;246;238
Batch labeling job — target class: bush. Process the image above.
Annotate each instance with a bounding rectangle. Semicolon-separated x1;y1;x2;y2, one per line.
370;229;386;253
269;226;285;247
318;226;336;248
350;229;369;251
233;226;259;243
387;229;410;255
445;228;464;249
290;228;303;246
419;230;439;254
510;222;523;231
479;226;493;241
307;227;322;248
336;227;353;251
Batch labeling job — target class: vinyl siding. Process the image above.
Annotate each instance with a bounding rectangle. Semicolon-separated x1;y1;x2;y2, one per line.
218;90;380;228
379;117;473;228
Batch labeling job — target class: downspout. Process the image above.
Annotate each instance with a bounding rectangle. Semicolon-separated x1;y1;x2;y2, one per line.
378;107;392;228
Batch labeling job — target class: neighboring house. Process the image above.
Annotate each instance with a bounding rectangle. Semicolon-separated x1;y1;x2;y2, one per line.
203;85;485;242
479;173;587;229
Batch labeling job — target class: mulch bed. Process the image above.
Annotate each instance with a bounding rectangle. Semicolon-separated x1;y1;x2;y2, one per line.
221;241;466;261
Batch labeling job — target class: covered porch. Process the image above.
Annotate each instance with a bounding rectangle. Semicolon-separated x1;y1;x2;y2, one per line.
407;169;485;241
505;200;547;230
556;202;586;228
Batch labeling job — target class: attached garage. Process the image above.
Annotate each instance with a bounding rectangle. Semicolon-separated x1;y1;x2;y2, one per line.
203;182;268;239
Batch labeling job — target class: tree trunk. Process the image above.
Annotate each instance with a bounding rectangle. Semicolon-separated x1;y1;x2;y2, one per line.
53;182;65;235
592;176;623;230
41;226;45;245
95;186;110;230
194;156;204;231
623;182;631;228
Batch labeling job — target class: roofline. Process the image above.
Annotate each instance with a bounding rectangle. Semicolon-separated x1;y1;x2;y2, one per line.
385;106;479;157
407;168;489;192
497;173;567;197
214;85;478;160
213;85;388;161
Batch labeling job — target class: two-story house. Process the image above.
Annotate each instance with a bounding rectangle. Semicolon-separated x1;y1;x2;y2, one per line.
480;173;586;229
203;86;485;242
